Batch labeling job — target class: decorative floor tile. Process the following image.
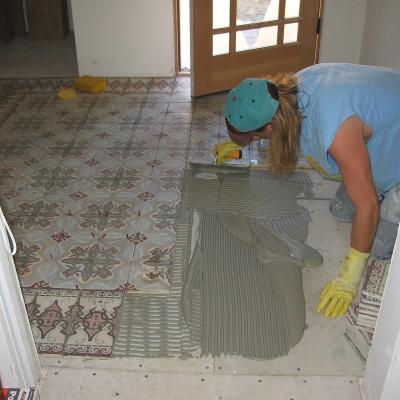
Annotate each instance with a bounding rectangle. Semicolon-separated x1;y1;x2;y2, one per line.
98;93;146;107
24;165;80;192
123;78;152;94
144;93;172;103
1;113;76;137
15;94;57;113
97;139;158;164
147;78;175;94
173;77;191;93
15;94;93;124
90;163;148;192
0;135;39;160
17;78;73;93
42;137;95;160
53;188;141;227
76;123;132;148
22;286;124;356
155;154;188;173
168;102;193;114
192;111;220;125
7;198;65;234
159;128;191;149
154;148;188;172
84;158;152;184
137;108;168;125
164;112;192;125
187;147;216;165
0;179;43;215
170;91;192;103
128;218;177;293
8;108;63;124
99;135;158;156
0;77;260;354
10;230;61;263
193;94;223;109
75;199;136;235
151;166;185;189
161;122;192;141
87;105;141;125
13;227;64;287
131;123;164;143
190;122;220;139
189;134;219;149
103;78;131;94
50;235;135;289
131;176;182;217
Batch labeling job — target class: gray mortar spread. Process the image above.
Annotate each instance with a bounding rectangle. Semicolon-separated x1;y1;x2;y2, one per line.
113;164;322;359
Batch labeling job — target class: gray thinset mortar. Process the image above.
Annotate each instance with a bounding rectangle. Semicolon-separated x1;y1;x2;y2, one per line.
113;165;322;359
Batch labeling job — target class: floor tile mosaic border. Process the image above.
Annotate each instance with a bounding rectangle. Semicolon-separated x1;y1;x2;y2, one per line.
23;285;124;356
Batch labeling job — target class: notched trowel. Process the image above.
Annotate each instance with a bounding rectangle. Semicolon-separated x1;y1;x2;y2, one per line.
189;140;248;175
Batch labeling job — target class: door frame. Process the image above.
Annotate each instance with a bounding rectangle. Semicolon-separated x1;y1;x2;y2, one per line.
362;227;400;400
173;0;191;77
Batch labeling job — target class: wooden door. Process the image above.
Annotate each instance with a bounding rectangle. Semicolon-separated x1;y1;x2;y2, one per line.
26;0;69;41
191;0;322;96
0;0;26;43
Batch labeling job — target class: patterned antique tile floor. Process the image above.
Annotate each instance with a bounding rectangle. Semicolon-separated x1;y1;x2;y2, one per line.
0;77;259;356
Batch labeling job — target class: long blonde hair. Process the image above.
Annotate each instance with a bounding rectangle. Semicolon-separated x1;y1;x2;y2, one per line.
263;74;301;172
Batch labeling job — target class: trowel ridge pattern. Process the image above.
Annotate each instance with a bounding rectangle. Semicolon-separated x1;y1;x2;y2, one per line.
113;166;320;358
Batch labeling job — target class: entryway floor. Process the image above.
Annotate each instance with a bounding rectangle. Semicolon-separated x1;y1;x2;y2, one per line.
0;77;364;399
0;33;78;78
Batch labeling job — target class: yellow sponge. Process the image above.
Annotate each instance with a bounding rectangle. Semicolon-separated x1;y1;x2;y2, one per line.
58;87;78;100
73;76;107;93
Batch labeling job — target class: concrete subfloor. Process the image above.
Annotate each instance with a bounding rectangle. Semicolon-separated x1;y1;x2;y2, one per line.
0;34;78;78
37;169;364;399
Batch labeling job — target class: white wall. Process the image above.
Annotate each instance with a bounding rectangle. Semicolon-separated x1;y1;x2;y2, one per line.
360;0;400;70
319;0;367;64
71;0;175;77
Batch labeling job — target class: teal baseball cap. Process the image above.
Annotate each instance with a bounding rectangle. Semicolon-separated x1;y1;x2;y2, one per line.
224;78;280;133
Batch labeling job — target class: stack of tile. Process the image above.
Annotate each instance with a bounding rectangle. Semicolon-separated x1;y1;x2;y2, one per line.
345;258;391;361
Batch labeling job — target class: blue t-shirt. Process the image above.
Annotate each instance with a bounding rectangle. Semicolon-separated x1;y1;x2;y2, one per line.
296;63;400;194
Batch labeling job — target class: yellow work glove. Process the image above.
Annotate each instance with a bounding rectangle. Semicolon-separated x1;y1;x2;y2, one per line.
317;247;369;318
214;140;242;164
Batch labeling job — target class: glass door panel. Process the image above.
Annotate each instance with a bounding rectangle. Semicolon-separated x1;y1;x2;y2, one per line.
236;26;278;52
285;0;301;18
213;0;231;28
213;33;230;55
283;22;299;43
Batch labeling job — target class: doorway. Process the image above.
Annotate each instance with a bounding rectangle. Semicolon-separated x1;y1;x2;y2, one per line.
178;0;191;73
0;0;78;78
176;0;322;96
